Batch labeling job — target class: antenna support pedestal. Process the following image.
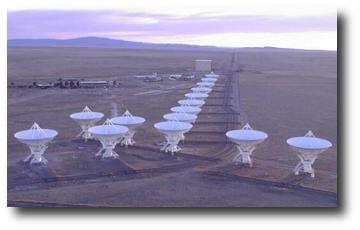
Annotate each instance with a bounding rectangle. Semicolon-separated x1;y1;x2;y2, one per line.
234;145;255;167
120;129;136;147
77;123;96;141
161;133;183;156
25;144;48;164
96;139;119;159
293;150;319;178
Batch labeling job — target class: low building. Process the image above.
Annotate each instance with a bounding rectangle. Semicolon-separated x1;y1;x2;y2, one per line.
168;74;182;80
79;80;109;88
135;73;162;82
195;59;212;72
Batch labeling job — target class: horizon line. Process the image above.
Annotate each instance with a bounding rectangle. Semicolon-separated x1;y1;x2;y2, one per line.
7;36;337;52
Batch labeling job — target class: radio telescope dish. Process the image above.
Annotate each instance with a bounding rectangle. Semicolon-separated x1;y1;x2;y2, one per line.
205;72;219;78
191;87;212;94
170;106;201;115
111;110;146;147
178;99;205;107
70;106;104;141
226;123;268;167
88;119;128;159
201;77;217;83
197;82;215;88
14;123;58;165
185;92;209;100
287;131;332;178
154;121;192;155
163;112;197;123
163;113;197;142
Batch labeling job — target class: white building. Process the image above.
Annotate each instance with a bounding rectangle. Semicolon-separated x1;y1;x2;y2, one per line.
195;59;212;72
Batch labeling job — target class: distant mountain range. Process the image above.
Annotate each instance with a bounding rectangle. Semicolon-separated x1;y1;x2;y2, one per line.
7;36;224;50
7;36;334;52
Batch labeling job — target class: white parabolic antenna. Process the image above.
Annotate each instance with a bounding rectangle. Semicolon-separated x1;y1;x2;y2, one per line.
70;106;104;141
226;123;268;167
201;77;217;83
163;112;197;123
185;92;209;100
191;87;212;93
205;72;220;78
178;99;205;107
170;106;202;115
111;110;146;147
287;130;332;178
88;119;128;159
14;123;58;164
197;82;215;88
163;113;197;142
154;121;192;155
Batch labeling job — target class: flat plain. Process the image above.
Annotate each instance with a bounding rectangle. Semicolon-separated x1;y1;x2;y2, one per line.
7;46;337;207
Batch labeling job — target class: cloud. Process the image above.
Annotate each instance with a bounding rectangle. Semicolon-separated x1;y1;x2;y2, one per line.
97;13;160;25
7;10;337;49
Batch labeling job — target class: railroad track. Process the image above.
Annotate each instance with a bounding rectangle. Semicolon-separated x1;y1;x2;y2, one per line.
197;53;325;194
8;52;337;206
8;53;245;197
197;112;242;116
8;200;98;208
187;53;241;158
202;104;231;107
207;96;233;99
201;171;337;198
187;130;226;134
128;145;221;162
194;121;241;125
8;60;239;193
8;161;199;192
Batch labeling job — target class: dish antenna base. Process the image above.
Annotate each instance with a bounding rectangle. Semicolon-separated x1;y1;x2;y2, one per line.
96;137;121;159
71;106;103;141
233;145;255;167
288;131;332;178
76;123;95;141
293;149;321;178
161;133;183;156
120;129;136;147
24;143;49;165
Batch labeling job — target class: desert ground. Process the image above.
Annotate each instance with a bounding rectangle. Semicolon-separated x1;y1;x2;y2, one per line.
7;47;337;207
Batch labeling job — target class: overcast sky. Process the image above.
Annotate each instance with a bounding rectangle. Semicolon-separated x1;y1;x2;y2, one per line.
7;8;337;50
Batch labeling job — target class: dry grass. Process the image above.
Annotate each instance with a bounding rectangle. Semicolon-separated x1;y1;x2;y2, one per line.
7;47;337;207
8;47;233;83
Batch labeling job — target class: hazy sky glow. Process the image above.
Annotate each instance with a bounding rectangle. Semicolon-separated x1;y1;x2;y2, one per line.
7;9;337;50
